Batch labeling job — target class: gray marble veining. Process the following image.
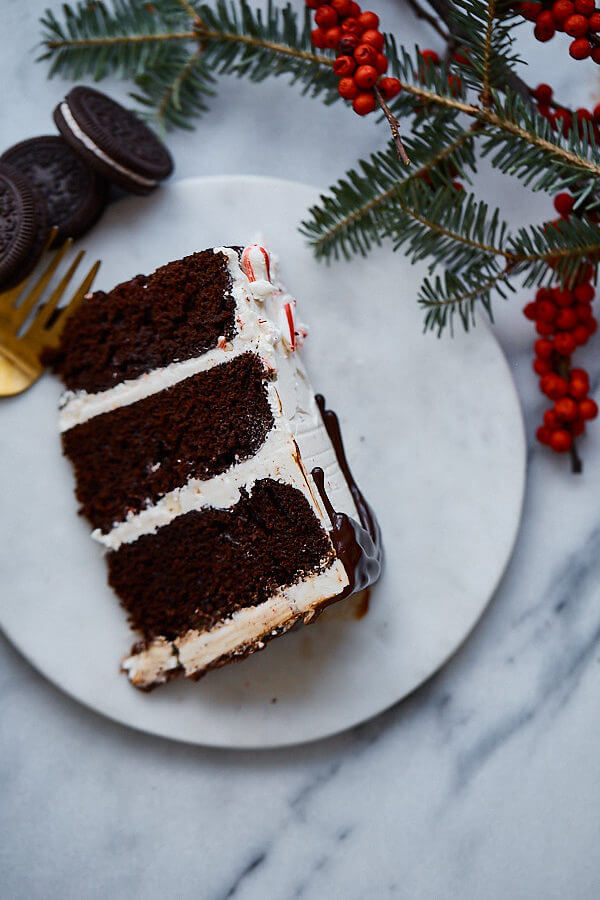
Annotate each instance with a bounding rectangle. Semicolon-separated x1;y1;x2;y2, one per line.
2;1;600;898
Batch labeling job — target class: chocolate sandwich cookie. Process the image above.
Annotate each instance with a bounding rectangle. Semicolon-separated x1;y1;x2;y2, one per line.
53;86;174;196
2;136;108;245
0;163;48;289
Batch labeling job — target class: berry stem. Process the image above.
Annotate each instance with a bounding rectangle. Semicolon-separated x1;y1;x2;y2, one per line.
570;442;583;473
374;86;410;164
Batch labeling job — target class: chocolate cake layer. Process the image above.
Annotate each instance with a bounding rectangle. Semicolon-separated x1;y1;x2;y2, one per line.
108;479;334;640
63;353;274;533
45;249;237;393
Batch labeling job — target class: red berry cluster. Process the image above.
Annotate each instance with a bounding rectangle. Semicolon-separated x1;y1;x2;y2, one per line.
515;0;600;62
307;0;401;114
531;83;600;142
523;199;598;456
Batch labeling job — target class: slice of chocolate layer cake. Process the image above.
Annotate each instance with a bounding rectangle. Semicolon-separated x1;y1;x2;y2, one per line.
49;244;382;689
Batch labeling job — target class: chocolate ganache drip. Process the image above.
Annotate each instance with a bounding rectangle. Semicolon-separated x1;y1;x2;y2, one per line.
311;394;383;599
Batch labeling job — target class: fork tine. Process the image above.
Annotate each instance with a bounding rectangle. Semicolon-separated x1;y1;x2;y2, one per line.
0;227;60;309
27;250;85;334
47;259;101;338
13;237;74;328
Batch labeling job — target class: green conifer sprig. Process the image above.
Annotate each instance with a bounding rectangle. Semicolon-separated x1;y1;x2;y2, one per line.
38;0;600;334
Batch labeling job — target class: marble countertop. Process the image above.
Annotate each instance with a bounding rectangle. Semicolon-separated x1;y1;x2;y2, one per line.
2;1;599;897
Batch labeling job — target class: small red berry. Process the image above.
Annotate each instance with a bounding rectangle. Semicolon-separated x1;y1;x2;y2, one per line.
341;17;363;34
536;320;555;336
535;11;556;38
352;92;377;115
524;301;539;320
334;55;356;76
554;192;574;216
420;49;440;65
518;2;543;21
590;11;600;30
570;37;591;57
315;6;338;28
354;64;378;88
378;77;402;100
555;396;579;420
453;49;470;65
339;33;360;54
569;376;590;399
533;83;553;104
556;307;578;330
306;0;322;10
544;409;560;428
447;74;463;96
565;13;589;35
541;373;569;399
357;10;379;29
353;43;378;65
535;338;554;358
574;303;593;323
554;332;577;355
311;27;329;48
338;76;359;99
537;299;558;322
571;368;590;383
331;0;353;15
552;0;575;23
573;324;591;345
579;397;599;419
537;287;553;302
536;425;552;445
534;357;553;375
374;53;388;73
324;25;342;48
348;1;362;15
574;0;595;14
550;429;573;452
591;47;600;62
361;29;385;50
555;108;573;136
574;282;595;302
553;287;575;307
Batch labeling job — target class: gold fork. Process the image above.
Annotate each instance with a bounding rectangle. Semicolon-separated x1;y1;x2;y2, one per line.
0;228;100;397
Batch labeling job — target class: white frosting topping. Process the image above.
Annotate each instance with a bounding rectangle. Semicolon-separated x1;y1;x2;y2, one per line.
59;102;157;189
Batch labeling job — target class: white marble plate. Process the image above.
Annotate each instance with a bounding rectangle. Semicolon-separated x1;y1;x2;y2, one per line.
0;175;526;748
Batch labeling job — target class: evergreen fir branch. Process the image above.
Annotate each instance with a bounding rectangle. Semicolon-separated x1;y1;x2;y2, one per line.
382;185;510;274
192;1;337;100
419;262;514;335
449;0;522;96
131;45;215;128
509;216;600;287
39;1;193;80
300;120;478;260
480;90;600;196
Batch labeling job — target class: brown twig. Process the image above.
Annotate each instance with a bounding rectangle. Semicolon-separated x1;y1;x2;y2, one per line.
374;87;411;164
402;0;450;41
570;443;583;473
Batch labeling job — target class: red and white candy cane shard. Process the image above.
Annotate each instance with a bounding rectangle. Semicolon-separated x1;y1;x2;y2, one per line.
242;245;271;283
283;301;296;351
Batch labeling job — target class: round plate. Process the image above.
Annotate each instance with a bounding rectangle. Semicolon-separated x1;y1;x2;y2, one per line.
0;176;526;748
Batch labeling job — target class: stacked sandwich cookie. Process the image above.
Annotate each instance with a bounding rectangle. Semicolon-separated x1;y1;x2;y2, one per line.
0;87;173;287
48;244;382;689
